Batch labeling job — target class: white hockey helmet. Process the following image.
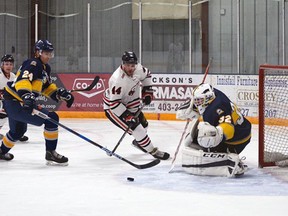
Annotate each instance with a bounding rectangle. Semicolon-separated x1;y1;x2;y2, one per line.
193;83;215;114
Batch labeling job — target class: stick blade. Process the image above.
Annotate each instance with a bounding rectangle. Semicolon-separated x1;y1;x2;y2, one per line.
86;76;100;91
133;158;161;169
71;75;100;92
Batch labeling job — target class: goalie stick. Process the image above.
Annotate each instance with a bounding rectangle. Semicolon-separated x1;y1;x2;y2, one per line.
33;109;160;169
168;120;190;173
169;57;213;173
70;76;100;92
108;103;145;156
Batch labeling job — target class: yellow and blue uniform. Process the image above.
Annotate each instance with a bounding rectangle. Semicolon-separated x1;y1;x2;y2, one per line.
202;88;251;154
1;57;61;154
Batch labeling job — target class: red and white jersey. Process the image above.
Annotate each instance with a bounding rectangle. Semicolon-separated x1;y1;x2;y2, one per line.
0;68;15;90
103;63;152;116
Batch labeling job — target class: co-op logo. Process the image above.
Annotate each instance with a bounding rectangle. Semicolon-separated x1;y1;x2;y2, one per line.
72;77;105;98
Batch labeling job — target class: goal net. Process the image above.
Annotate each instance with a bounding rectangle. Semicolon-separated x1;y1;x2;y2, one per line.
258;65;288;167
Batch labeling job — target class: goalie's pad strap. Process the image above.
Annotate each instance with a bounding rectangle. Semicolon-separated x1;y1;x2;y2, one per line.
182;159;235;168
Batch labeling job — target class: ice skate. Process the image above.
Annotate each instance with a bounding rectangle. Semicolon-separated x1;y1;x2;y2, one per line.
131;139;147;153
0;149;14;161
150;147;170;160
45;150;68;166
19;135;29;142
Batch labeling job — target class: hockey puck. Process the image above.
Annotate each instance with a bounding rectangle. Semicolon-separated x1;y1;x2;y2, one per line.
127;177;134;182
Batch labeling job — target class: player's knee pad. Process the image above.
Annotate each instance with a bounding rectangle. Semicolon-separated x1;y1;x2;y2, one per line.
44;112;59;129
181;147;246;177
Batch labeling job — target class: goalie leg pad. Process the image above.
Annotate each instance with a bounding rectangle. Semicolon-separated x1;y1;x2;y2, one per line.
181;147;247;177
184;118;200;148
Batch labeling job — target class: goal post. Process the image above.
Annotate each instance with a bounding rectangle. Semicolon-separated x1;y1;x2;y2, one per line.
258;64;288;168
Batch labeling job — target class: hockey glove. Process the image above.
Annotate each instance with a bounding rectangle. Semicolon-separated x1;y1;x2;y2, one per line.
21;93;36;114
176;98;200;120
121;110;139;128
142;86;154;105
56;88;74;108
197;122;224;148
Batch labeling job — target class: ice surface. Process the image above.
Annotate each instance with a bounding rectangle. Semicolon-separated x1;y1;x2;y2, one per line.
1;119;288;216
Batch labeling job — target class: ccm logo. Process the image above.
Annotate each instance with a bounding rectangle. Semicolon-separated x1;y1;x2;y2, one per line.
203;153;226;158
72;78;105;98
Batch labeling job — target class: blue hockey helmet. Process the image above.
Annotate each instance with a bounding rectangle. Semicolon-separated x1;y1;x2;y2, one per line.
122;51;138;64
35;39;54;52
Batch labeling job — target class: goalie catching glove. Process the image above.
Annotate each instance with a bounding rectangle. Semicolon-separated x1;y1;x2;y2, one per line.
56;88;74;108
142;86;153;105
176;98;200;120
197;122;223;148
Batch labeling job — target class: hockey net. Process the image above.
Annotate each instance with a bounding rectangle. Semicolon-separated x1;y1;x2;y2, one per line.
258;65;288;167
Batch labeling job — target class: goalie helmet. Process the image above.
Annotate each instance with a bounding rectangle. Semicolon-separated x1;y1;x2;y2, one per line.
122;51;138;64
193;83;215;114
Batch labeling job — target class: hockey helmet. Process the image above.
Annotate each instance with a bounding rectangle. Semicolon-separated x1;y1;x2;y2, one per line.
122;51;138;64
35;39;54;56
193;83;215;114
1;54;14;63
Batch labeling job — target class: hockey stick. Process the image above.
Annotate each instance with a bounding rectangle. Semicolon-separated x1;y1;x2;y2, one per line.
70;76;100;92
201;57;213;84
168;120;190;173
108;104;145;156
33;109;160;169
169;57;213;173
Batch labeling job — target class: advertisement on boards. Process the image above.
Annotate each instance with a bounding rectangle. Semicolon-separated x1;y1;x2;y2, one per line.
39;73;285;119
38;73;108;112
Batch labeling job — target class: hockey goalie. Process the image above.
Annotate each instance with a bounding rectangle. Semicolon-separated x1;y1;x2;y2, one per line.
176;83;251;177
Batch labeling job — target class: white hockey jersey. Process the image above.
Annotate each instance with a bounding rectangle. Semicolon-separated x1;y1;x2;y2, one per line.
0;68;15;111
103;63;152;116
0;68;15;90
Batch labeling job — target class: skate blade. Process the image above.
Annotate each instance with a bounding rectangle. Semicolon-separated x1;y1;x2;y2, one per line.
46;160;69;166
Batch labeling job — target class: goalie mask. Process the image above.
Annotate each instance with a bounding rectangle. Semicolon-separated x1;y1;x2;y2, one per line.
193;83;215;114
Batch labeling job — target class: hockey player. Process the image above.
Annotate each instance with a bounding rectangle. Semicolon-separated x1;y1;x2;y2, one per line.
0;54;29;142
0;40;74;165
176;83;251;177
103;51;170;160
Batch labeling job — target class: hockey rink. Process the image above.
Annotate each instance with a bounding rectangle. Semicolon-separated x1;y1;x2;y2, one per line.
0;118;288;216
